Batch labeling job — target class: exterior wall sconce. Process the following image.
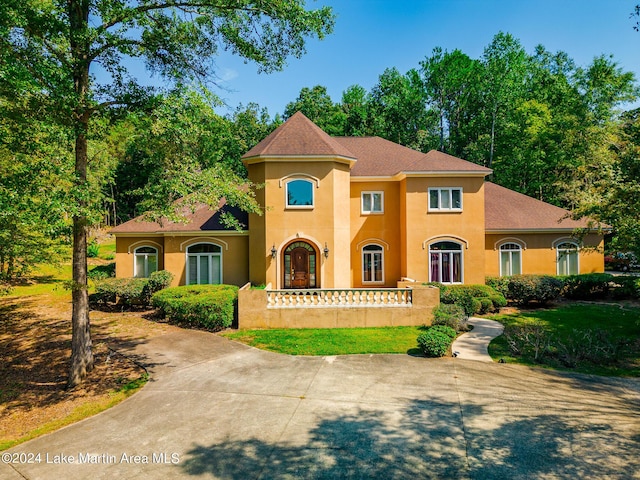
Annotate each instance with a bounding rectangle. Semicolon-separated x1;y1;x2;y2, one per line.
271;245;277;259
323;243;330;258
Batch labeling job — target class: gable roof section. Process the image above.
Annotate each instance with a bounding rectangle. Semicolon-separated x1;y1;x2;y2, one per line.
484;182;593;231
335;137;491;177
408;150;493;175
109;199;248;235
242;112;356;160
334;137;426;176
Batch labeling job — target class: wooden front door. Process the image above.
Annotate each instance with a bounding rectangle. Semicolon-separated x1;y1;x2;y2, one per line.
291;247;309;288
283;241;317;289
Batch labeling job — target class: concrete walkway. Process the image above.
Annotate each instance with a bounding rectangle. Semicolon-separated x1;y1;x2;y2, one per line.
2;328;639;479
452;317;505;362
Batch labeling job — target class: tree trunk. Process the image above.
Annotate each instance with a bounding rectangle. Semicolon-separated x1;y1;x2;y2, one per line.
67;0;93;389
67;128;93;389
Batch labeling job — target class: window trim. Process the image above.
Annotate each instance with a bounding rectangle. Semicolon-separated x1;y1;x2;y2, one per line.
185;242;223;285
285;178;315;209
428;241;463;284
361;191;384;214
362;243;385;284
428;187;463;212
133;246;158;278
499;242;522;277
556;241;579;276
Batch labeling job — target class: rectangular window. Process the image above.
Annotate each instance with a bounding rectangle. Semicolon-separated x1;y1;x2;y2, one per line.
428;187;463;212
361;191;384;214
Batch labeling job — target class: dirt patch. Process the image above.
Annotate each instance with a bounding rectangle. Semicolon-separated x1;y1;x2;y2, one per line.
0;293;176;447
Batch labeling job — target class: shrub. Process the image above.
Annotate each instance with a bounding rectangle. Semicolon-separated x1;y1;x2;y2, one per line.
92;270;173;308
486;276;509;297
88;263;116;280
432;283;507;316
87;241;100;258
417;328;454;357
429;324;457;340
609;276;640;300
432;304;468;332
506;275;564;306
562;273;614;300
151;284;239;331
0;282;11;297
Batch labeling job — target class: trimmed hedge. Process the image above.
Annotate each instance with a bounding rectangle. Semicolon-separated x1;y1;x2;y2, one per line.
432;303;468;332
487;273;640;305
562;273;613;299
492;275;564;306
92;270;173;308
151;284;239;331
417;326;455;357
427;283;507;316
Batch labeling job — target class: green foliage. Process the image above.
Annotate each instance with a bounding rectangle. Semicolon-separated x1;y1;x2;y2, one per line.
429;325;457;340
562;273;614;299
609;276;640;300
151;284;239;331
430;283;506;316
504;275;565;306
417;328;454;358
432;304;468;332
88;263;116;281
92;270;173;308
87;241;100;258
490;304;640;376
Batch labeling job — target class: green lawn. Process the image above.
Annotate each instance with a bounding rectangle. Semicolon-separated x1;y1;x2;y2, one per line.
221;326;426;356
489;303;640;377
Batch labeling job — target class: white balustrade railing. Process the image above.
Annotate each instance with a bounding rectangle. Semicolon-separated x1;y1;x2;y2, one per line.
266;288;412;308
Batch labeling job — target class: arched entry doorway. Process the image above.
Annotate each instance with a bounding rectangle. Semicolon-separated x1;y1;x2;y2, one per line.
283;241;317;289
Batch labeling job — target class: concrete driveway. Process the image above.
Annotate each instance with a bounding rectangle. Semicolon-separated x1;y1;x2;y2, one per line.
2;329;639;479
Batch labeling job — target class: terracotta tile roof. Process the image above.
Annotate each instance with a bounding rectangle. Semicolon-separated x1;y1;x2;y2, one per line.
109;199;248;234
484;182;592;231
242;112;356;159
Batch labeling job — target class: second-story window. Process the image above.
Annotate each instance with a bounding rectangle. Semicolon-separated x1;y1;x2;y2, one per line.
286;179;314;208
361;191;384;214
428;187;462;212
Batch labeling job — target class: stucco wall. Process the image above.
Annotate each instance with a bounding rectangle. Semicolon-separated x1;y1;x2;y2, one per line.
484;233;605;277
350;181;402;287
115;234;249;287
247;157;352;289
238;285;439;329
402;177;487;284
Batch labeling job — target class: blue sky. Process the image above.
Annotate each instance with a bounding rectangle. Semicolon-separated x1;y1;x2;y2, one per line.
207;0;640;116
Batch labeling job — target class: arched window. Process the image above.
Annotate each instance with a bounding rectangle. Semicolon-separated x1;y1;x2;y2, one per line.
429;241;462;283
557;242;579;275
286;179;314;208
362;244;384;283
499;243;522;276
134;246;158;278
186;243;222;285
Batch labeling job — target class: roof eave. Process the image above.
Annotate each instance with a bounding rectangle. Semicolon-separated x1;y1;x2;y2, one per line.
242;154;357;168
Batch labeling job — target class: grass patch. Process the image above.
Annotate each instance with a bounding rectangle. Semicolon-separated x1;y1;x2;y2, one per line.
221;326;427;356
489;303;640;377
9;264;72;298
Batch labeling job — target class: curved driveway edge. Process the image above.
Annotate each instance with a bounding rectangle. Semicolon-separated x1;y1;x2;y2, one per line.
3;328;639;479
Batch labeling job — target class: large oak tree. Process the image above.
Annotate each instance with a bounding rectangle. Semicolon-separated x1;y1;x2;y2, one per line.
0;0;334;387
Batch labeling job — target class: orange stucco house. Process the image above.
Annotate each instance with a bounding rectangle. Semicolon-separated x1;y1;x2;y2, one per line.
111;112;604;291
